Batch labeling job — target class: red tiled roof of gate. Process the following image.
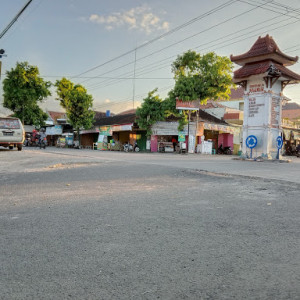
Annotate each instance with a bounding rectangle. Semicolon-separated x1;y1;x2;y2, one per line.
230;35;298;66
233;60;300;81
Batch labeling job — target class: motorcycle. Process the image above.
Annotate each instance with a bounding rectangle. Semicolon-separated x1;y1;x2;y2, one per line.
24;133;32;146
217;145;232;155
123;142;133;152
38;134;47;149
134;142;140;152
39;137;47;149
123;142;140;152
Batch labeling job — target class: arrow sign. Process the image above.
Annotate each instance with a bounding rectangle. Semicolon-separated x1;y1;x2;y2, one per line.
276;136;283;149
246;135;257;149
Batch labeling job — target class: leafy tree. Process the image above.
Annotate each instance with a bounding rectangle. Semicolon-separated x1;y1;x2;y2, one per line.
3;62;51;126
54;77;74;109
172;50;234;102
137;50;234;133
55;80;95;144
136;89;165;136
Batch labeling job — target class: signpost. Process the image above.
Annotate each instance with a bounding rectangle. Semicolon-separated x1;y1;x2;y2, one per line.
276;136;283;159
246;135;257;158
176;99;200;153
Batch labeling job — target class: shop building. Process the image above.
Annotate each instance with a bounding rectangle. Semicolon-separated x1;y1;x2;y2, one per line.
80;111;147;151
45;111;73;147
150;110;240;154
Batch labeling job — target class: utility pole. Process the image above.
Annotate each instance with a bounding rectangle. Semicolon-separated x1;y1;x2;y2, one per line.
132;48;137;109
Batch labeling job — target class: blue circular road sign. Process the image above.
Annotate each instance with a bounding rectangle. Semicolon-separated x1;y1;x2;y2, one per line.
246;135;257;149
276;136;283;149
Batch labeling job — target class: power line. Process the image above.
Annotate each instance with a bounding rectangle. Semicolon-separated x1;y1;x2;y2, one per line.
73;0;237;78
93;85;173;110
236;0;300;19
87;17;300;107
86;10;300;92
0;0;33;39
35;5;300;93
82;0;295;91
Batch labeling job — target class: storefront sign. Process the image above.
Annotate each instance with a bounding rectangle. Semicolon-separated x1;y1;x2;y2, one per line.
176;99;200;110
80;128;99;134
178;131;185;142
112;124;132;132
249;83;264;93
46;125;62;135
99;125;112;136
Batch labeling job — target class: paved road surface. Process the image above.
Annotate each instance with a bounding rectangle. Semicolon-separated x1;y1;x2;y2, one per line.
0;148;299;299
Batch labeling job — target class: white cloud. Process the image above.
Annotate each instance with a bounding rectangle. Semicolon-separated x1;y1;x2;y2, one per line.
105;99;111;103
88;5;169;34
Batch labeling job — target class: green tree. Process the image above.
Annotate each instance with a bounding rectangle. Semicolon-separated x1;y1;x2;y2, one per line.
137;50;234;133
55;79;95;145
136;89;165;136
54;77;74;109
3;62;51;126
172;50;234;102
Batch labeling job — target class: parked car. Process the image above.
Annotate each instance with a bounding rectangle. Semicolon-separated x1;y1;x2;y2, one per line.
0;117;25;151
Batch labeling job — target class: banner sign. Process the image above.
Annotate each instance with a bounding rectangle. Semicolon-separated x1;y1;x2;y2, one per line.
112;124;133;132
46;125;62;135
99;125;112;136
178;131;186;142
176;99;200;110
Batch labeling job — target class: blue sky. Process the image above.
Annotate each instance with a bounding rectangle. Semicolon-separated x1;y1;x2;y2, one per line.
1;0;300;114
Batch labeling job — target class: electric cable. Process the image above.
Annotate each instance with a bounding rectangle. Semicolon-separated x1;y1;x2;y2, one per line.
86;14;300;92
0;0;33;39
82;0;300;91
72;0;237;78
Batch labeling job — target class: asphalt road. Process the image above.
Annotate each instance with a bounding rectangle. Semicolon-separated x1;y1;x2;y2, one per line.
1;148;300;300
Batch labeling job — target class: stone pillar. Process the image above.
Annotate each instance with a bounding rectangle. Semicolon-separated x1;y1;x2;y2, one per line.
242;78;283;159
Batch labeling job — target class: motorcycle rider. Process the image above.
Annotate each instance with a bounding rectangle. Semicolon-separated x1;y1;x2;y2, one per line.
39;128;47;148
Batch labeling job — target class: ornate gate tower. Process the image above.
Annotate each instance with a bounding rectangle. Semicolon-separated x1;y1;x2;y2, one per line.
231;35;300;158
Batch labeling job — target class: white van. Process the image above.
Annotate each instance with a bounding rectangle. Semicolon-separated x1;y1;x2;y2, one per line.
0;117;25;151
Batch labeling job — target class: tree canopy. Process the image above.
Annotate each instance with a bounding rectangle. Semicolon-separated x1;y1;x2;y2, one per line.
171;50;234;102
54;77;74;109
2;62;51;126
137;50;234;132
55;79;95;143
136;89;165;136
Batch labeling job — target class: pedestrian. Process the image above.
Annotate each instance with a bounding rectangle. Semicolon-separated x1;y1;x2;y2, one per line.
172;137;177;152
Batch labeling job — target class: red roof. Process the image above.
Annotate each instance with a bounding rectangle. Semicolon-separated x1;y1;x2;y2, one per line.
223;112;241;120
48;111;67;121
231;35;298;66
227;87;244;100
282;109;300;120
199;100;227;109
233;60;300;82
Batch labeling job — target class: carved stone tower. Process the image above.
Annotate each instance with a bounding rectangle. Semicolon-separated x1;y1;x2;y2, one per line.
231;35;300;158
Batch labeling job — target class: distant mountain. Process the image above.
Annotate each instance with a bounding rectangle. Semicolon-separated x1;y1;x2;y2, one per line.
282;102;300;110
